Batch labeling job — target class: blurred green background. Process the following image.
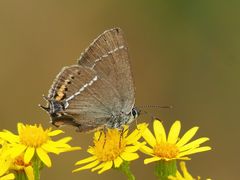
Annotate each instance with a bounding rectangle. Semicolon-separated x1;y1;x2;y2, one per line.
0;0;239;179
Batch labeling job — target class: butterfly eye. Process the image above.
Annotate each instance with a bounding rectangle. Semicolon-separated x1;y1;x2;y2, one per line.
131;108;138;118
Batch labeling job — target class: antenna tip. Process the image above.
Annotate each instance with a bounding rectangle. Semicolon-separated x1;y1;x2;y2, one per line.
39;104;49;112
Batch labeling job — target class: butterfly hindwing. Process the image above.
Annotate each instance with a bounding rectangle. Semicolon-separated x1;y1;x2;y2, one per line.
47;65;123;131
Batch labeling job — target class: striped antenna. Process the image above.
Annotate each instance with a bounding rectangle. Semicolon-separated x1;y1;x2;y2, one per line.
138;105;173;109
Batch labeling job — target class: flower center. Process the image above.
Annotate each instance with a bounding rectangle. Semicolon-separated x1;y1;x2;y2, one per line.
11;155;32;171
19;125;49;148
93;129;126;162
153;142;179;159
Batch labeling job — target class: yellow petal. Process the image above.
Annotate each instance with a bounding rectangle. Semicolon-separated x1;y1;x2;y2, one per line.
137;123;148;129
176;157;191;160
87;147;94;155
0;173;15;180
141;127;156;147
24;166;34;180
55;137;72;145
179;137;209;151
73;160;99;172
140;145;154;155
24;147;35;163
121;152;139;161
176;127;199;147
10;144;26;158
36;147;51;167
114;157;123;168
47;141;71;149
124;146;139;153
179;162;193;179
144;156;161;164
154;120;166;143
0;158;10;176
136;123;148;134
167;121;181;144
91;163;105;172
39;125;44;132
41;143;62;154
168;171;183;180
94;131;101;141
75;156;97;165
0;131;19;143
126;129;141;144
59;146;81;153
179;146;211;157
48;130;64;136
17;123;25;134
98;161;113;174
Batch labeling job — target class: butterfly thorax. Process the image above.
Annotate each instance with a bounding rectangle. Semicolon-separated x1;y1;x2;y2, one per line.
40;98;69;119
48;100;67;115
106;107;139;129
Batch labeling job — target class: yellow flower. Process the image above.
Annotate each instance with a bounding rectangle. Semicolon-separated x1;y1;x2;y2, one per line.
141;120;211;164
0;123;81;167
10;154;34;180
0;141;15;180
168;161;211;180
73;124;147;174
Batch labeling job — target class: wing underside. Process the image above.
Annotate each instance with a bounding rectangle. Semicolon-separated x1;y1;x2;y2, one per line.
47;28;135;131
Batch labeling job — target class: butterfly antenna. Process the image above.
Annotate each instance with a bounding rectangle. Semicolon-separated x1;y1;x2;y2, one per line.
38;104;49;112
137;105;173;122
138;105;173;109
42;94;50;101
38;94;50;112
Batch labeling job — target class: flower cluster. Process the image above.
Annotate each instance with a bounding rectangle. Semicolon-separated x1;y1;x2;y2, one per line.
72;120;211;179
0;119;211;179
0;123;81;179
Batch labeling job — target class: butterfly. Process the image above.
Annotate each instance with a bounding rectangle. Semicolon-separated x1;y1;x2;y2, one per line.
40;28;139;132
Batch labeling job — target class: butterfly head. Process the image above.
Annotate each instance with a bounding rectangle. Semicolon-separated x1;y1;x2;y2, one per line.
127;107;140;125
39;95;68;117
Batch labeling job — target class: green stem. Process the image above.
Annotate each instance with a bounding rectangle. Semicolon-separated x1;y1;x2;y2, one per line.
154;160;177;180
15;171;27;180
117;161;135;180
33;155;43;180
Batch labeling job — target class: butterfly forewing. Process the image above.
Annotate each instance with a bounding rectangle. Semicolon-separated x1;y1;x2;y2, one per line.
78;28;135;113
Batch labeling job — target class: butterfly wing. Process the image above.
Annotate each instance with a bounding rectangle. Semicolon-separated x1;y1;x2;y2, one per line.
48;65;122;132
77;27;135;114
45;28;135;132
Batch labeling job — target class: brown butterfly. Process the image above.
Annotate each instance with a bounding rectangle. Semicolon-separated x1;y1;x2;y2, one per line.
40;28;139;132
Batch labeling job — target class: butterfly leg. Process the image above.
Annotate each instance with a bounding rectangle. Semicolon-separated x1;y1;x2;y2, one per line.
101;126;108;148
98;131;103;141
119;126;127;148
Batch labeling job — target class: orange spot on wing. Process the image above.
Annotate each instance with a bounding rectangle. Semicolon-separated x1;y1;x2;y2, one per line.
55;85;66;101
